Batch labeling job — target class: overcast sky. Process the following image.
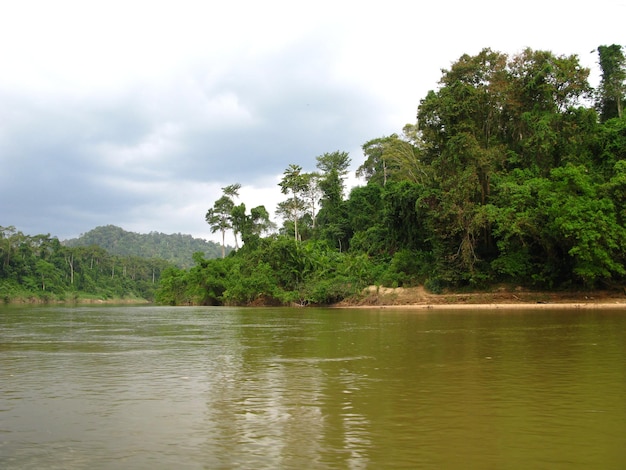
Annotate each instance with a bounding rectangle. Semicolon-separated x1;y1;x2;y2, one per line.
1;0;624;244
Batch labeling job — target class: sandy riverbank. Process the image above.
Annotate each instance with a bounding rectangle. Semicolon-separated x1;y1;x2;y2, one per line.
351;302;626;310
333;285;626;310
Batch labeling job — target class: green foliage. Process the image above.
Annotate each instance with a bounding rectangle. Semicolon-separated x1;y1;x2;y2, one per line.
380;250;434;287
596;117;626;176
278;164;309;242
206;184;241;254
8;46;626;306
1;226;172;302
154;267;191;305
545;165;626;284
154;236;378;306
358;127;426;186
156;46;626;305
596;44;625;121
64;225;225;268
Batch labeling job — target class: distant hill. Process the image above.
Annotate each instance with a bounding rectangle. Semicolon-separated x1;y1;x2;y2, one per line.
63;225;230;268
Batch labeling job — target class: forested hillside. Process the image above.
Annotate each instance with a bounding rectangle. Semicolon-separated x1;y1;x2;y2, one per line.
157;46;626;306
64;225;228;268
1;226;172;302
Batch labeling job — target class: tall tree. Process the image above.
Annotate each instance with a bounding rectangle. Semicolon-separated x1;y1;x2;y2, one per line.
358;137;390;186
417;49;510;279
231;204;276;247
301;172;322;229
229;203;248;249
596;44;625;121
316;151;351;249
205;183;241;256
206;195;235;258
249;205;276;238
316;151;351;201
223;183;242;249
417;48;592;282
278;164;308;242
358;126;427;186
0;225;18;273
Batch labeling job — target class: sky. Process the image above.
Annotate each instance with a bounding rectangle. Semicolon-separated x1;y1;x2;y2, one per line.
1;0;625;244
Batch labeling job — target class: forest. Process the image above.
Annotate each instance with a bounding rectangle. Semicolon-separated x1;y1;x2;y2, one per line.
0;225;230;302
156;46;626;306
0;226;177;302
64;225;227;268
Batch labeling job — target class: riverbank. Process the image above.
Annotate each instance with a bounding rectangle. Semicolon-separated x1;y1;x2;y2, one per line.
333;285;626;309
2;295;150;305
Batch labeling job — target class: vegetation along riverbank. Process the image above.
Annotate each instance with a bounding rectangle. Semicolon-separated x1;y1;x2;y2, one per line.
156;46;626;307
3;45;626;307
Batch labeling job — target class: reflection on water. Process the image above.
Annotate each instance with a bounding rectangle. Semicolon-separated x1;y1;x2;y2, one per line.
1;305;625;469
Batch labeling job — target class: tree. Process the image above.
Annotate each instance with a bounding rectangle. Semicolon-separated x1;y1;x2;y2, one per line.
358;137;387;186
358;127;427;186
278;164;309;242
229;203;275;247
205;183;241;257
0;225;18;274
223;183;242;249
248;206;275;239
316;151;351;202
64;248;75;285
206;195;235;258
301;172;322;229
64;225;223;268
229;203;247;249
416;49;510;280
596;44;625;121
545;164;626;285
315;151;351;249
416;48;593;284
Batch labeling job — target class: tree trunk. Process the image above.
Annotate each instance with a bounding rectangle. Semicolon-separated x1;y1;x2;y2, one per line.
66;253;74;284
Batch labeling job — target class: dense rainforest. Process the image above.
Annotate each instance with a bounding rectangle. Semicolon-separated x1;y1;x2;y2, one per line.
64;225;228;269
0;225;227;302
156;46;626;306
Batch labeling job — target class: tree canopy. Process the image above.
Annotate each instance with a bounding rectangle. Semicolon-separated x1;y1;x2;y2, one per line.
1;225;173;302
157;45;626;306
64;225;226;268
6;45;625;306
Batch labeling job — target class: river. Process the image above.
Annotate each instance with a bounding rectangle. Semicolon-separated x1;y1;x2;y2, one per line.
1;305;625;469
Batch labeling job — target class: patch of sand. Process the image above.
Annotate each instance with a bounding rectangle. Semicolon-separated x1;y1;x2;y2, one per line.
335;285;626;310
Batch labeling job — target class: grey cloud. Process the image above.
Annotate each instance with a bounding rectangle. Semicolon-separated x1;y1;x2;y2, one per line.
0;38;387;239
